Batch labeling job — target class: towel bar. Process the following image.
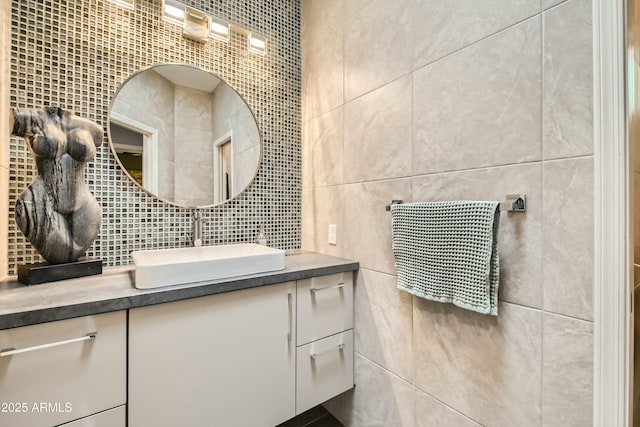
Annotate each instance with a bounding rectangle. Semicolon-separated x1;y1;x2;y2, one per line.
386;194;526;213
385;200;404;211
500;194;526;212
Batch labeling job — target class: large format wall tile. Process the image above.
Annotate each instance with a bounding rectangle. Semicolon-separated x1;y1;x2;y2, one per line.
174;126;214;206
175;86;213;131
413;300;542;427
542;313;593;427
343;354;414;427
302;1;597;425
302;0;344;41
343;179;411;274
543;0;593;159
344;77;412;183
542;157;594;320
355;268;413;381
302;0;344;121
410;0;539;68
301;186;344;258
542;0;567;9
303;107;344;189
344;0;413;101
414;389;482;427
413;17;542;175
412;163;543;309
345;0;372;17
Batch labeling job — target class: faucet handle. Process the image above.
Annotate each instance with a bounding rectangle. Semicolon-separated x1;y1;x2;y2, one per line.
191;208;205;247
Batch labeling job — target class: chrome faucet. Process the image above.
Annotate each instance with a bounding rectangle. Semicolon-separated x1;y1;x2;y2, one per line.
192;209;203;247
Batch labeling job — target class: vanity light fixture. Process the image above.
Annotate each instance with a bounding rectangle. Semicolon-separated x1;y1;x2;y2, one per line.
160;1;267;54
209;16;231;43
107;0;134;9
163;0;185;26
183;6;210;42
248;32;267;55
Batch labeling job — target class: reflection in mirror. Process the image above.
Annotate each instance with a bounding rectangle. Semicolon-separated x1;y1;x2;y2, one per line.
108;64;261;207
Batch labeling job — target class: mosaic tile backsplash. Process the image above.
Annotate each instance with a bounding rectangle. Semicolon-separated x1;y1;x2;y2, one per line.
8;0;301;275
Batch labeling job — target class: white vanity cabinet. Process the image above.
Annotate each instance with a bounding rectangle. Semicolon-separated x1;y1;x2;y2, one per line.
295;272;355;415
0;311;127;427
0;254;357;427
128;281;297;427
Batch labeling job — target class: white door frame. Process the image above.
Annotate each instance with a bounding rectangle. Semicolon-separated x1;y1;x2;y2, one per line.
110;112;160;195
593;0;632;425
213;130;234;204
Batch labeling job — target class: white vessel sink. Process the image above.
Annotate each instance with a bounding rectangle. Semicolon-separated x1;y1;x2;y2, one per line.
131;243;285;289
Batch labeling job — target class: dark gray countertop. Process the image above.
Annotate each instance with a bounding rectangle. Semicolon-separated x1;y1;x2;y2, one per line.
0;251;359;330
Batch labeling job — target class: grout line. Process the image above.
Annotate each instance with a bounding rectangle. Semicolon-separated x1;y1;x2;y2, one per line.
413;384;485;427
341;0;347;244
356;352;483;426
355;351;415;388
338;157;576;187
541;309;594;323
358;265;594;323
543;0;572;13
322;154;595;190
540;8;546;426
541;154;594;164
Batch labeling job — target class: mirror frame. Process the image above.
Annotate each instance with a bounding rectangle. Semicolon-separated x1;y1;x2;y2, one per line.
106;63;263;208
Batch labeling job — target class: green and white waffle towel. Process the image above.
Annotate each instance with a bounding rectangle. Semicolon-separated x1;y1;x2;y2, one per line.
390;201;500;316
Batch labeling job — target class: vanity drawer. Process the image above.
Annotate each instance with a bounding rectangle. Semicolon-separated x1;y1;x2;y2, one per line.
63;405;126;427
0;311;126;427
296;330;354;415
297;272;353;345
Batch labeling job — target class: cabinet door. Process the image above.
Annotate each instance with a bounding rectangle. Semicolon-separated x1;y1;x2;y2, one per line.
0;311;126;427
129;282;296;427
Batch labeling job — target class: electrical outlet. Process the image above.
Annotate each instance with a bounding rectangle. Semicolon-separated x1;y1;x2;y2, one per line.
328;224;337;245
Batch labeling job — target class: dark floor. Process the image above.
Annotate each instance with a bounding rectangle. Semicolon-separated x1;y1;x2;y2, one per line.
277;405;344;427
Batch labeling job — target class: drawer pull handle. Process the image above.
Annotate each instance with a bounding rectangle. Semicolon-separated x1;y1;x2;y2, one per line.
310;343;345;359
0;332;97;357
311;282;345;293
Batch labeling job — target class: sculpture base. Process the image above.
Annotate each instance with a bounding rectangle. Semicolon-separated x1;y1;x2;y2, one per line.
17;259;103;285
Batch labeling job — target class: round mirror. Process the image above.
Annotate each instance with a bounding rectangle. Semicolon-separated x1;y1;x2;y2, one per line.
108;64;261;208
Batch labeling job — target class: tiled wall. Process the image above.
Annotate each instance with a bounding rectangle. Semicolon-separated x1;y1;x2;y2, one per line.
6;0;301;275
301;0;594;425
211;83;262;195
0;0;10;280
174;85;215;206
111;70;178;201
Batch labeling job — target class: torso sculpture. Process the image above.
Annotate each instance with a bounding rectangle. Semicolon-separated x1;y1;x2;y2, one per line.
10;107;103;264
